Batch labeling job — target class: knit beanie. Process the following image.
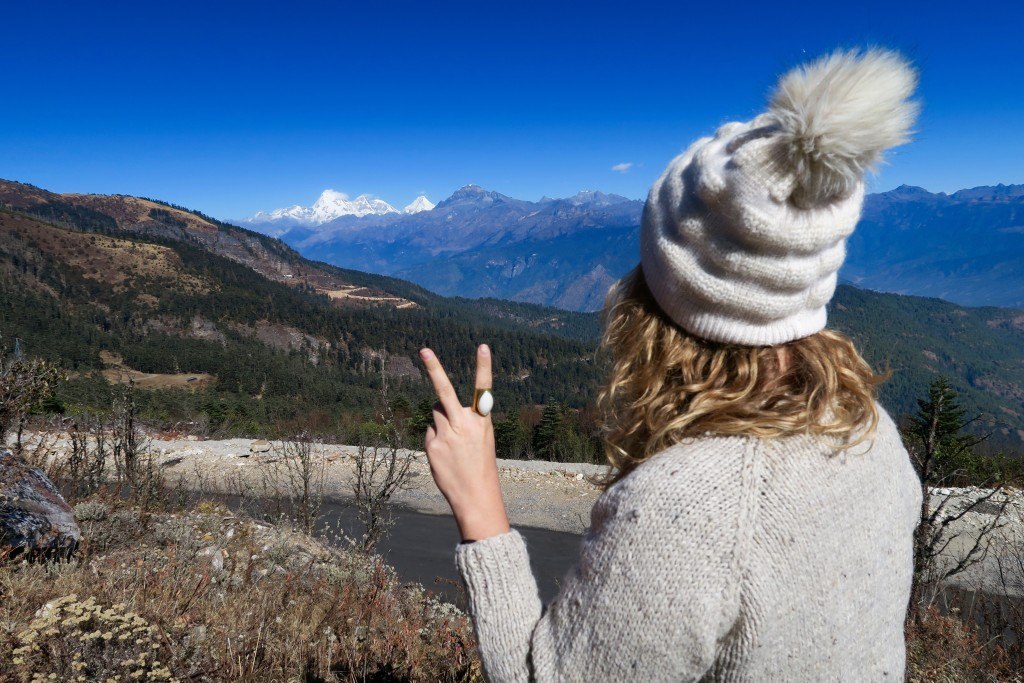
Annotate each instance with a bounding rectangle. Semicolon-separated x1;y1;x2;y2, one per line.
640;49;918;346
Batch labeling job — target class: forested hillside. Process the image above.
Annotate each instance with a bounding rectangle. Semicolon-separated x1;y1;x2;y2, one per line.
2;179;1022;456
0;196;601;437
827;286;1024;451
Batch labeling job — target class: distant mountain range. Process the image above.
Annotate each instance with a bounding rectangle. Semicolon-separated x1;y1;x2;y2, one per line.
843;184;1024;307
248;185;642;310
243;183;1024;311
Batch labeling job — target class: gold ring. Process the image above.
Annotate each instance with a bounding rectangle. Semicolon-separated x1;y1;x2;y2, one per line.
472;388;494;417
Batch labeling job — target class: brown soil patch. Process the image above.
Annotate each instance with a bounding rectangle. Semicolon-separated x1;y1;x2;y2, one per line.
973;375;1024;402
987;315;1024;330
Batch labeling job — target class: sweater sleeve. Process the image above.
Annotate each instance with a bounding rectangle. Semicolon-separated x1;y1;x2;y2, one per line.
456;442;751;683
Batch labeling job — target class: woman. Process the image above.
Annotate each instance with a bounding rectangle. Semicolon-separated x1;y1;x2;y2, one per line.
419;48;923;682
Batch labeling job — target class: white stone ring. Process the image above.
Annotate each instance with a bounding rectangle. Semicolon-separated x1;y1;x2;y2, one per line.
472;388;494;417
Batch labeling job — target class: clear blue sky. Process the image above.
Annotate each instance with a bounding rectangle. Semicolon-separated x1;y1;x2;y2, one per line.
2;0;1021;220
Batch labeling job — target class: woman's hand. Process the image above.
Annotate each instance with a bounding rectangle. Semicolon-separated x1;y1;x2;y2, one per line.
420;344;510;543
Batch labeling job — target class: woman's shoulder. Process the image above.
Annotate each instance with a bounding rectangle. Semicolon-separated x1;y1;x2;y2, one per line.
602;435;755;515
839;399;909;460
635;434;753;474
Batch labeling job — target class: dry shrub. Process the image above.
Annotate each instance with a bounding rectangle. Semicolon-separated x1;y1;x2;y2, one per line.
11;595;176;682
905;606;1017;683
0;500;480;682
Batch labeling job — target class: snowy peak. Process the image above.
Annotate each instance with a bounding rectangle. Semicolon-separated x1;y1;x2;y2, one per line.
403;195;435;214
246;189;398;226
307;190;398;222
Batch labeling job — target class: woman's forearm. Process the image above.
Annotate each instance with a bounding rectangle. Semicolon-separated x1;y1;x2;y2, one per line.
449;484;511;542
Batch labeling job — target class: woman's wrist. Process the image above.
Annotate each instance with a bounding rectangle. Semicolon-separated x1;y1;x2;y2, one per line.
454;503;511;543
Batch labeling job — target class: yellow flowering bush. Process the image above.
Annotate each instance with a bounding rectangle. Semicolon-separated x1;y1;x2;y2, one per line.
12;594;177;683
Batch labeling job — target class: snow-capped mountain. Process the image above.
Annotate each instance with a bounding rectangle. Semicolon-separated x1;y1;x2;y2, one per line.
244;189;398;228
403;195;435;214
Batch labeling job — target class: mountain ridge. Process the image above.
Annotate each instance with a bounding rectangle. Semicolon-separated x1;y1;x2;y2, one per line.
247;182;1024;311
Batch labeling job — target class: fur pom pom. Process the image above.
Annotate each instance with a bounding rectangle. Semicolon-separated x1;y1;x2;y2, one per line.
769;48;919;206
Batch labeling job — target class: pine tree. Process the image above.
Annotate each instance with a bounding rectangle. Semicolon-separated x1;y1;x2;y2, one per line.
532;403;564;461
495;411;531;460
905;376;1003;619
408;398;435;436
908;376;976;485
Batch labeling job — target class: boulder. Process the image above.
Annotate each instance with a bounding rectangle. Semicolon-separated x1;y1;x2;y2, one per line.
1;449;81;560
250;440;272;454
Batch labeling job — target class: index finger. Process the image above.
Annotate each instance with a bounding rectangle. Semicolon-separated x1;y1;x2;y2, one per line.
419;348;464;422
475;344;492;390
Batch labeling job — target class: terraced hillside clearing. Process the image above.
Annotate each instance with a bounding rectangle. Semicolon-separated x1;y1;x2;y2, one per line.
96;351;214;390
321;284;418;309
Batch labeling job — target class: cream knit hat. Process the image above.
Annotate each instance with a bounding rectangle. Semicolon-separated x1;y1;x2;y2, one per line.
640;49;918;346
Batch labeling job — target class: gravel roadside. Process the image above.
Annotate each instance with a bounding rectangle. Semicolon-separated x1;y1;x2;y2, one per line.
146;436;607;535
12;432;1024;596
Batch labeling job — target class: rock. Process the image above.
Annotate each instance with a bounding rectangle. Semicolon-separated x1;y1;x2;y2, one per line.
186;435;199;442
199;545;225;572
0;449;81;560
250;440;272;454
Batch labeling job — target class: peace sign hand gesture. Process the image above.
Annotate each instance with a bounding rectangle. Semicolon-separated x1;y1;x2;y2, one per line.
419;344;511;543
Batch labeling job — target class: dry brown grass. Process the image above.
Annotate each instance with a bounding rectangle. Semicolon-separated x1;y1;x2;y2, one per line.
90;351;215;390
0;500;480;682
905;607;1019;682
100;368;215;391
66;195;219;238
0;212;211;294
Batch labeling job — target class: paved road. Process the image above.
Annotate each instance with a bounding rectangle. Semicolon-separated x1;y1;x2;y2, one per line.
312;500;584;605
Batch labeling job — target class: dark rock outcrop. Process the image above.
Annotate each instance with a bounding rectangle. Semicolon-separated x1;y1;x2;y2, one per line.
0;449;80;560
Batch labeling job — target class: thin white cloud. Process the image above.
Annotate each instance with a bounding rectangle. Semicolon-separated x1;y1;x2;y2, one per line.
611;162;633;174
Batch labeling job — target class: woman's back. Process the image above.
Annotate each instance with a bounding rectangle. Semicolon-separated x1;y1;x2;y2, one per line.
459;403;920;682
711;403;920;679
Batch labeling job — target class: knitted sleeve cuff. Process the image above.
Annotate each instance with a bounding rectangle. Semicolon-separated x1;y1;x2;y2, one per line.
455;529;543;682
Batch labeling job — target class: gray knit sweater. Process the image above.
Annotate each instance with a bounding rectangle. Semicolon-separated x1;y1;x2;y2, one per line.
456;404;921;682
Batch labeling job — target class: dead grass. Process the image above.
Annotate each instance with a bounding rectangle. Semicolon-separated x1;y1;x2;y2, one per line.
67;195;219;239
0;500;480;682
64;352;216;390
0;212;211;294
99;368;215;390
905;607;1019;682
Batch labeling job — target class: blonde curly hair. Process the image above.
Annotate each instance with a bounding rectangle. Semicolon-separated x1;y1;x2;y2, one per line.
596;266;888;487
